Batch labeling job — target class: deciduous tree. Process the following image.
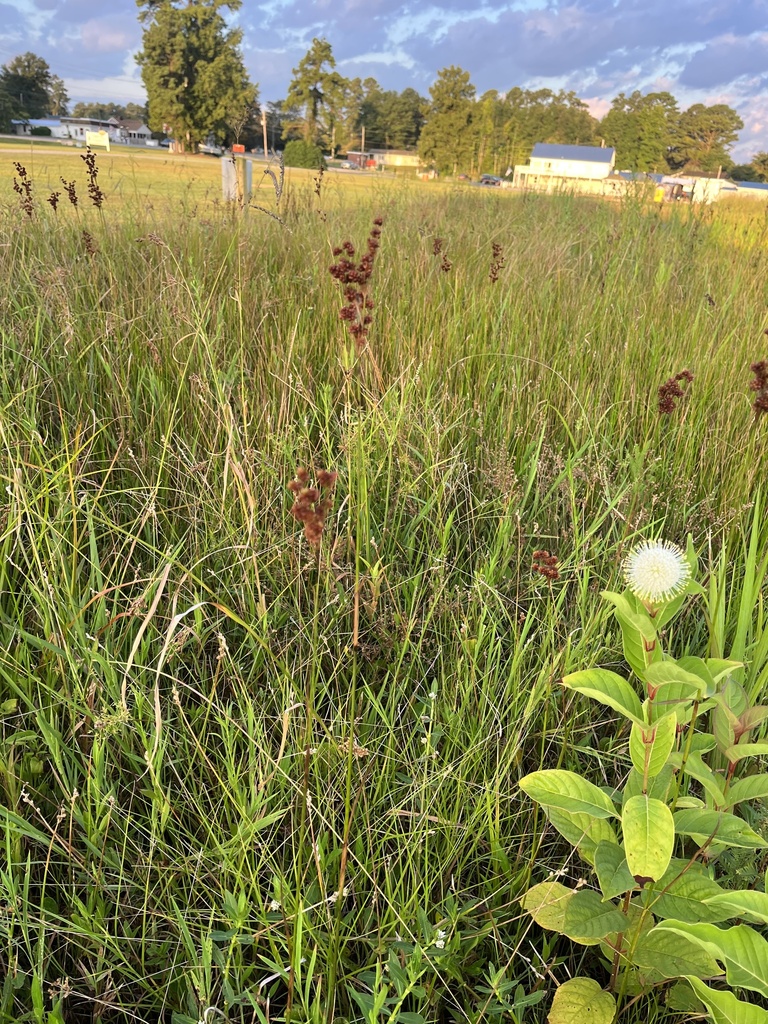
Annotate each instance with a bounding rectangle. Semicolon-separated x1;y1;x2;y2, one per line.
0;52;53;120
668;103;743;172
136;0;257;151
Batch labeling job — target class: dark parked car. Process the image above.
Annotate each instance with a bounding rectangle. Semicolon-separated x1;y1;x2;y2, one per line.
479;174;501;186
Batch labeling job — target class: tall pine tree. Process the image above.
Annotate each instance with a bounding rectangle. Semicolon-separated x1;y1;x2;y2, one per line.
136;0;256;151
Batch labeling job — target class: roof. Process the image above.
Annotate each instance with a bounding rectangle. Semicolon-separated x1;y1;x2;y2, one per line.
119;119;150;131
11;118;62;127
532;143;615;163
735;180;768;190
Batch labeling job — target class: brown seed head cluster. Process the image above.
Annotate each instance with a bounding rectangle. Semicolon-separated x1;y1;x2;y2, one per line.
82;229;98;257
47;191;61;212
750;360;768;416
533;549;560;582
432;237;451;272
489;241;506;283
81;147;105;209
658;369;694;414
12;163;33;218
329;216;383;353
60;177;78;207
288;467;338;550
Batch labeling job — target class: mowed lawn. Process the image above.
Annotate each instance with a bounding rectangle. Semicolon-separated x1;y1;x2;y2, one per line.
0;141;445;209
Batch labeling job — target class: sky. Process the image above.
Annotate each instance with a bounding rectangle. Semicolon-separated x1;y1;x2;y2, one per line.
1;0;766;160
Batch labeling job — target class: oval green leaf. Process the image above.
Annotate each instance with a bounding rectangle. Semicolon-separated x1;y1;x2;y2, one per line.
562;668;645;726
629;712;677;778
547;977;616;1024
685;977;768;1024
656;921;768;998
622;795;674;882
520;769;618;818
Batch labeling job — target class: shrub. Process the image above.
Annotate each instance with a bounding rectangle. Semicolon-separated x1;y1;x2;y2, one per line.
30;126;52;136
283;139;326;169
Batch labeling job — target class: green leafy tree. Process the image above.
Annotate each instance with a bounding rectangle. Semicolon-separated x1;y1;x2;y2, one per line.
136;0;257;152
47;75;69;116
0;52;53;120
419;65;476;175
668;103;743;172
71;101;148;120
729;163;759;182
600;91;678;171
285;37;343;146
751;151;768;182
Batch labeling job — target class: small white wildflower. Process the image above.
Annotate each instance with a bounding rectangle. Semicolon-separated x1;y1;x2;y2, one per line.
428;690;437;700
269;899;281;912
623;539;690;605
434;929;447;949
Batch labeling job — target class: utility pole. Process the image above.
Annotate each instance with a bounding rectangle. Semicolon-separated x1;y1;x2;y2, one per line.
261;107;268;157
361;124;365;155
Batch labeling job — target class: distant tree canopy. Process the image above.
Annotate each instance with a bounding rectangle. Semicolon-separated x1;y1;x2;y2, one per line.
72;102;148;121
0;52;70;129
135;0;257;151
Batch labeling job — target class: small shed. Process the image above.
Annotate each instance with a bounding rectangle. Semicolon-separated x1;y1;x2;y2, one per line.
514;143;616;188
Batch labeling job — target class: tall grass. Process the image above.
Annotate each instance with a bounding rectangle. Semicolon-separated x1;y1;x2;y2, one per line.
0;171;767;1023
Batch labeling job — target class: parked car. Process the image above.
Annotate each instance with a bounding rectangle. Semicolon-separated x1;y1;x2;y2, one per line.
199;142;223;157
457;173;472;181
479;174;501;186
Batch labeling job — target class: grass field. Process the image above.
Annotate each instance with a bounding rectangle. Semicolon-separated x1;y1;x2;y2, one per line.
0;149;767;1024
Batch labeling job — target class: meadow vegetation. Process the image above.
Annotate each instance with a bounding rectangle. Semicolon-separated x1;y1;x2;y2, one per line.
0;148;767;1023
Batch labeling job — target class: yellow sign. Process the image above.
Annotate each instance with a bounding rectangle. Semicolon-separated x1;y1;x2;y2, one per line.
85;130;111;152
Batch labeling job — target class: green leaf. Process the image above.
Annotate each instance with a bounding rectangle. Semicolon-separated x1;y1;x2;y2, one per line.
632;927;722;979
561;669;645;726
703;890;768;925
641;863;730;923
601;591;661;679
547;977;616;1024
521;883;627;944
622;765;674;806
666;980;705;1013
673;809;768;848
547;807;618;865
724;743;768;763
644;660;705;696
561;890;629;941
683;751;726;807
656;921;768;997
684;977;768;1024
726;774;768;807
629;713;677;779
739;706;768;732
622;795;674;882
520;770;618;818
677;656;715;694
706;659;745;683
594;843;635;901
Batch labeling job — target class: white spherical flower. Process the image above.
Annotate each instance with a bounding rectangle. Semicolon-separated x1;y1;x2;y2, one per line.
623;540;691;605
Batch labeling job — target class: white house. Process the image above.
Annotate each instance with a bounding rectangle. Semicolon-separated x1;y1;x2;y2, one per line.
11;118;70;139
514;143;616;188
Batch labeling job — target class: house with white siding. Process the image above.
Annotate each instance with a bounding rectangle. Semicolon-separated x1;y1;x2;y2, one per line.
513;143;616;188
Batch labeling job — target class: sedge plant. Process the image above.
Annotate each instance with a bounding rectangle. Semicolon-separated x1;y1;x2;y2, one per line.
521;537;768;1024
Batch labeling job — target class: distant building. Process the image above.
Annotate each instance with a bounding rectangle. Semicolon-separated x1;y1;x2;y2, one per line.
11;118;69;139
514;143;616;188
370;149;421;169
117;119;153;143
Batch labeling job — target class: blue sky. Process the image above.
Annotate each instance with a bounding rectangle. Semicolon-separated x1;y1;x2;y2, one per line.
1;0;766;159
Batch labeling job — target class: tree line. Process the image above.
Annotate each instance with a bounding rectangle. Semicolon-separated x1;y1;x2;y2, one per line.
1;0;767;182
